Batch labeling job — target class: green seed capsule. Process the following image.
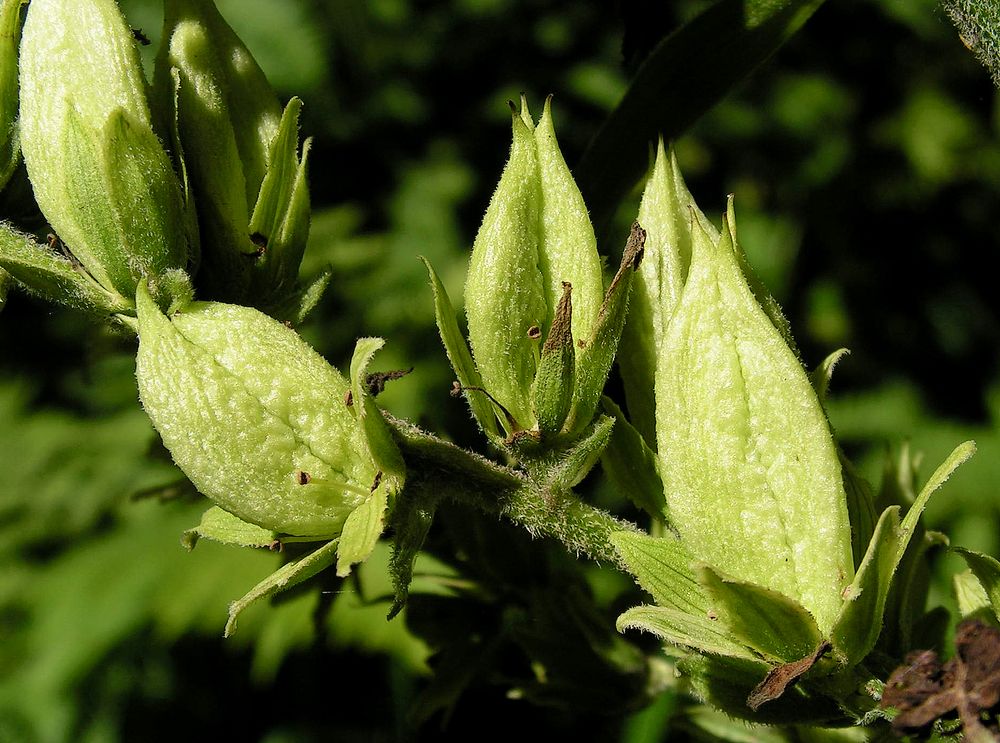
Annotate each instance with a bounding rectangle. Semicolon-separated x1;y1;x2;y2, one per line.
156;0;309;304
654;204;853;635
18;0;189;303
135;283;382;537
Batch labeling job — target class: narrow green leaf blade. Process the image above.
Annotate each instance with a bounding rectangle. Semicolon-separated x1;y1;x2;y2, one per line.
616;605;755;659
421;256;501;442
225;538;339;636
599;397;665;518
336;484;388;578
0;223;131;313
567;221;646;431
831;442;976;664
182;506;276;551
829;506;902;665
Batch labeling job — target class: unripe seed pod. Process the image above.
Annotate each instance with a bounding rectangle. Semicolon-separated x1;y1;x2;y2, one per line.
465;111;545;432
654;205;853;634
135;283;382;536
156;0;309;304
18;0;189;302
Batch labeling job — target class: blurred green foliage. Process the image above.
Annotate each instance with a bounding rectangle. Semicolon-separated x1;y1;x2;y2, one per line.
3;0;1000;740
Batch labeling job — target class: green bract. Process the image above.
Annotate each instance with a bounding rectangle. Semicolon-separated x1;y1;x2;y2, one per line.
135;283;403;539
0;0;24;191
13;0;189;308
155;0;311;306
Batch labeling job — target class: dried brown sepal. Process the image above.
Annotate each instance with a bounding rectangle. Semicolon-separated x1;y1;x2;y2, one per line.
365;367;414;396
881;619;1000;739
747;641;830;711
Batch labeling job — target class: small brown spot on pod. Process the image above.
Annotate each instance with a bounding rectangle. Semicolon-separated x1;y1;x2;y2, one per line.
344;390;354;407
527;326;541;340
296;470;311;485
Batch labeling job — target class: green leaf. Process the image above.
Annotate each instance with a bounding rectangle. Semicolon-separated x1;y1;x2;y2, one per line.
336;484;388;578
531;281;575;437
599;397;665;519
655;205;852;635
0;223;131;313
841;452;877;572
265;267;332;326
348;336;406;489
610;530;710;617
248;97;311;296
953;568;995;623
567;221;646;432
954;547;1000;623
810;348;850;403
543;414;616;489
576;0;827;233
387;490;437;619
831;442;976;664
697;566;822;663
829;506;901;665
616;604;755;659
225;538;339;637
182;506;277;551
421;256;501;442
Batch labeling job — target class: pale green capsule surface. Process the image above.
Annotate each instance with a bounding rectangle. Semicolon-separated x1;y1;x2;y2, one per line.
155;0;285;300
654;213;852;634
619;141;713;445
19;0;187;298
534;99;603;342
136;284;375;536
465;113;546;431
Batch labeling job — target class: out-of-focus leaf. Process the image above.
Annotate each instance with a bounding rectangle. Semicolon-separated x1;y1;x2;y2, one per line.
576;0;826;232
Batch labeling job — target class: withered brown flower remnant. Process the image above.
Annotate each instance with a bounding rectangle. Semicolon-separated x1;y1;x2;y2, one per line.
881;620;1000;740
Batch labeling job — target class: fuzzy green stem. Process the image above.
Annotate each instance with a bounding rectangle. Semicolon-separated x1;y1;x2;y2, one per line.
388;416;637;569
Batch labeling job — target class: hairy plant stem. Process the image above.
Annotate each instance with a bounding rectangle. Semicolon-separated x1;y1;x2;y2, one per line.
388;416;638;570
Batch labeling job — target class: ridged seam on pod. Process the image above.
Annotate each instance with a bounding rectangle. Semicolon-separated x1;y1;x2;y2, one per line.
135;283;377;536
18;0;187;300
654;203;853;635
